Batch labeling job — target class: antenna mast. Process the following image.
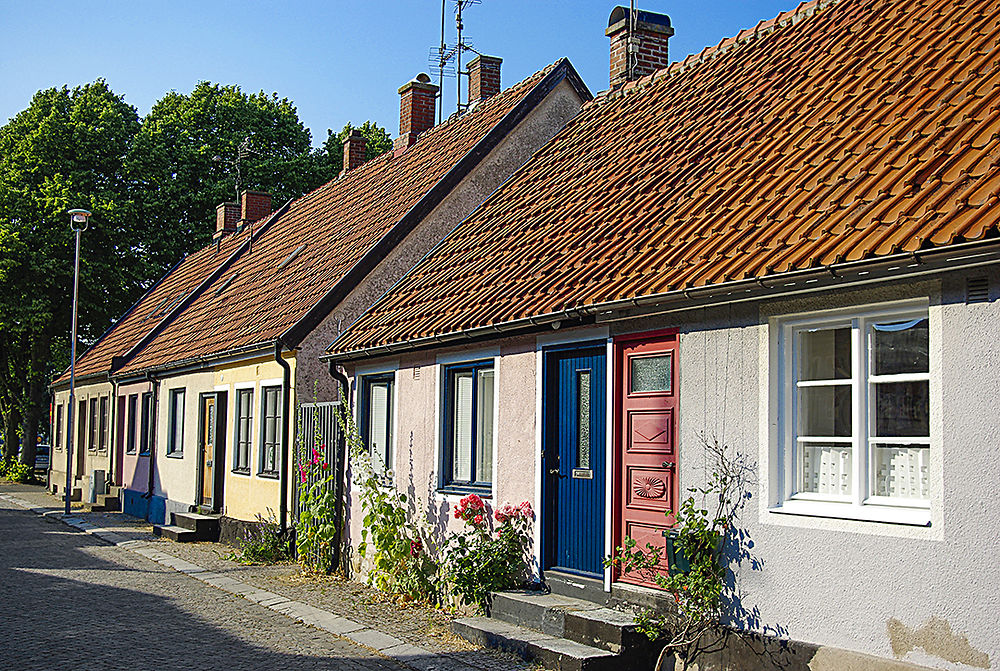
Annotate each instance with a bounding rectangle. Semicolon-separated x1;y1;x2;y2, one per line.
429;0;482;119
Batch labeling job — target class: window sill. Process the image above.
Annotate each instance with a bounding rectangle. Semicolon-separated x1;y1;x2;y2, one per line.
437;485;492;499
231;468;251;477
769;499;930;526
138;452;150;458
165;452;184;459
257;471;280;480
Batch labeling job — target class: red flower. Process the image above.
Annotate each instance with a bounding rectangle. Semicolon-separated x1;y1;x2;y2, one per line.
474;514;484;525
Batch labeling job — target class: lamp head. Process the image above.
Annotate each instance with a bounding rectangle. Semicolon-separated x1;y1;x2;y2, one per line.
68;208;91;231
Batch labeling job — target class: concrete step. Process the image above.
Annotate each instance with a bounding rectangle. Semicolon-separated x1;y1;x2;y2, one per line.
491;590;654;657
152;524;199;542
453;616;618;671
89;494;120;512
171;512;220;540
545;571;609;604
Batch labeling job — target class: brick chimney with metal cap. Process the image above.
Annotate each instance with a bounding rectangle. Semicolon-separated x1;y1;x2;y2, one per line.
607;6;674;87
468;55;502;106
340;130;367;177
394;73;439;152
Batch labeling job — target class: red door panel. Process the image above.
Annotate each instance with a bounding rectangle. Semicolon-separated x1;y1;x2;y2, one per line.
614;331;678;589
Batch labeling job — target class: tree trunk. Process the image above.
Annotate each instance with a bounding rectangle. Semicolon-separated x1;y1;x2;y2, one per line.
3;405;21;466
19;378;44;468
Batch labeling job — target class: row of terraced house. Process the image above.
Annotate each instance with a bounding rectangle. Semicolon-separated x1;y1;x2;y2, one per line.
48;2;1000;670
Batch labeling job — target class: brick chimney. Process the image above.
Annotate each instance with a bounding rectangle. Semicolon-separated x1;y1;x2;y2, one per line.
607;6;674;87
394;73;439;151
468;55;502;106
240;190;272;225
214;201;240;239
340;130;367;177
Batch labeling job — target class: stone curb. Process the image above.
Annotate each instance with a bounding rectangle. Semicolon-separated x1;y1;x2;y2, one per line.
0;493;482;671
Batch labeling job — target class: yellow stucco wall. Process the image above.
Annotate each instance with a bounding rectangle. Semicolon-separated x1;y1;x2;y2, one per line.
214;353;296;522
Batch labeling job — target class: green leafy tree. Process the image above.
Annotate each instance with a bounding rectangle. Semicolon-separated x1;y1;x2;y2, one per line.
0;80;141;467
127;82;333;273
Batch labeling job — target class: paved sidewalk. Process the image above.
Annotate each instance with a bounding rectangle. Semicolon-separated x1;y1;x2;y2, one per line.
0;483;534;671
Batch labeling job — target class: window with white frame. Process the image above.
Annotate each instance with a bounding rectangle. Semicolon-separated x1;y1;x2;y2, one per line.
259;386;281;476
166;389;185;456
360;374;394;479
443;361;494;490
233;388;252;473
139;392;153;456
98;396;109;452
776;303;930;521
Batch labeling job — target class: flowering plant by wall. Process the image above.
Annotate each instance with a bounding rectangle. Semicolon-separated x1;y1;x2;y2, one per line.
295;434;338;573
441;494;534;613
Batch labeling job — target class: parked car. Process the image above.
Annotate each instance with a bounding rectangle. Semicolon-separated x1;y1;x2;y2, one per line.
34;444;50;471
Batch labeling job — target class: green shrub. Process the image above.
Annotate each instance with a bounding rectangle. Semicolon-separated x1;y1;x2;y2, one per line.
232;512;290;565
0;459;34;483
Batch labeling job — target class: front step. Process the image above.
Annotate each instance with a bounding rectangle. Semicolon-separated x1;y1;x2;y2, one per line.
88;493;121;512
152;512;220;542
454;617;617;671
153;524;199;542
452;590;660;670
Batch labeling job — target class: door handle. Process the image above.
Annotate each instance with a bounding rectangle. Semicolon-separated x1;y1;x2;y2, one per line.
548;468;560;475
206;460;212;467
661;461;675;469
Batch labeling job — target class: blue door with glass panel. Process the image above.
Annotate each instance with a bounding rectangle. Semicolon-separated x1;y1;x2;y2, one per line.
543;345;606;577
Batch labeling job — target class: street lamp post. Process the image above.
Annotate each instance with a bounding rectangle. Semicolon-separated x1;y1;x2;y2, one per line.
64;209;91;516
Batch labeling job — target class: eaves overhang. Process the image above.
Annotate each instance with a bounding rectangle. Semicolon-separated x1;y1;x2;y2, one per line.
324;238;1000;363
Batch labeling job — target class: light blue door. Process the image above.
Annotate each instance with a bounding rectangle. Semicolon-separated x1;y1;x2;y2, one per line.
543;345;606;577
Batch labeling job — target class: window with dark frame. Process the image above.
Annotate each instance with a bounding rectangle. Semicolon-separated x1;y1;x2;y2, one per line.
139;392;153;456
78;400;87;453
360;374;394;479
166;389;185;456
233;388;253;472
88;398;98;452
126;394;138;454
55;404;64;451
442;361;494;491
259;386;281;475
98;396;109;452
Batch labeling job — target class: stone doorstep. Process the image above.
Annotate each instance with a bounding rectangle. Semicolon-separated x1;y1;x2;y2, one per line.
453;617;617;671
490;590;643;655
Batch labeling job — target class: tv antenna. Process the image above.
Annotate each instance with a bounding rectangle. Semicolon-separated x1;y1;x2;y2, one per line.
429;0;482;122
213;136;260;203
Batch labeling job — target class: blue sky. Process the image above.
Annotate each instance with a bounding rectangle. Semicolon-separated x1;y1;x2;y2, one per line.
1;1;797;145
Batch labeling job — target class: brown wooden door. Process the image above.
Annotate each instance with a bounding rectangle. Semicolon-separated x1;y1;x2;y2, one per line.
614;330;679;588
200;396;216;507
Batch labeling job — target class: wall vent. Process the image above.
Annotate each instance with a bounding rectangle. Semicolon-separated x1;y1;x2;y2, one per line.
966;276;989;303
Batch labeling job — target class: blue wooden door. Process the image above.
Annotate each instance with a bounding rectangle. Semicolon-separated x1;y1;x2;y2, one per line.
543;345;606;577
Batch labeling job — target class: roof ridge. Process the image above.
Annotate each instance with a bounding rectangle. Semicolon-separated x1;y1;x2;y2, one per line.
594;0;841;105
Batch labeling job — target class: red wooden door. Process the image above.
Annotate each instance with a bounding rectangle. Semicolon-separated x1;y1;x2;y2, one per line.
614;330;678;588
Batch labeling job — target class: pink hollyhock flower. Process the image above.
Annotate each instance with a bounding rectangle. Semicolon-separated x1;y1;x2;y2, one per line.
300;472;307;483
409;540;422;557
453;507;462;519
474;514;484;525
462;493;485;511
518;501;534;518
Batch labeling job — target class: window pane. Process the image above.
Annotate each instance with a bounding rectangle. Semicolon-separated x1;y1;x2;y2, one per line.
577;370;591;468
874;380;929;437
800;442;852;496
872;318;928;376
368;382;390;474
172;392;184;452
452;372;473;483
797;385;852;437
874;444;929;499
630;354;671;393
798;327;851;381
476;369;494;483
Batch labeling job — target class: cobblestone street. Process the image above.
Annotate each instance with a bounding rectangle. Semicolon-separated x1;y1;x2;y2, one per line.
0;495;413;671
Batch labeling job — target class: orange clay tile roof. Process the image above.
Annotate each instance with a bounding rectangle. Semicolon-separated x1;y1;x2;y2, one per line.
328;0;1000;357
54;226;255;385
116;61;573;375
